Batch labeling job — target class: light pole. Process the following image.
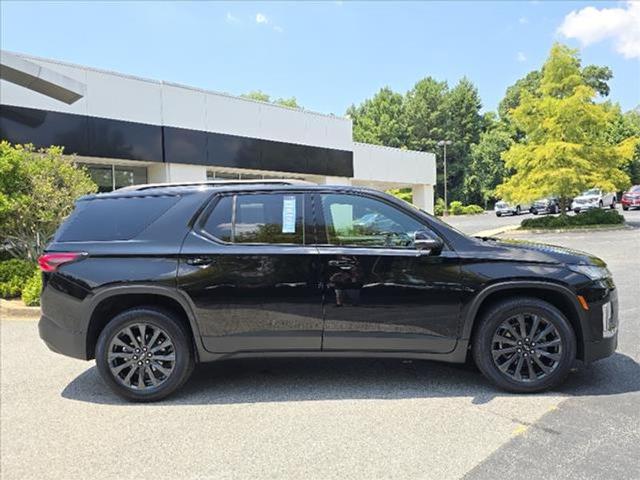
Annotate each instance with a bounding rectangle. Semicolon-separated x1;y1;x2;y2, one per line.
437;140;452;216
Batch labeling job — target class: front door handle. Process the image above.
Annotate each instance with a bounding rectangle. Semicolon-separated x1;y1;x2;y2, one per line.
186;257;216;267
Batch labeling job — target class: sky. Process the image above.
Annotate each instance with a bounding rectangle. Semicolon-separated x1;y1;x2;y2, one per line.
1;1;639;116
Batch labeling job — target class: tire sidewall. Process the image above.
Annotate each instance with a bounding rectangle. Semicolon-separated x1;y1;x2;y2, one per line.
473;299;576;393
95;308;194;402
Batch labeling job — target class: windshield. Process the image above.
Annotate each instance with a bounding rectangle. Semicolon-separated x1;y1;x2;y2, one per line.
630;186;640;193
582;188;600;196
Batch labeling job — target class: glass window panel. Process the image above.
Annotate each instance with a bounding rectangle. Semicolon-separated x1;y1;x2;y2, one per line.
84;164;113;193
202;196;233;242
114;166;147;189
234;194;304;244
319;194;426;248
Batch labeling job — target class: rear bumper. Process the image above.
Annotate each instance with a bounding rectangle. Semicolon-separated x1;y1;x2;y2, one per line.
39;314;87;360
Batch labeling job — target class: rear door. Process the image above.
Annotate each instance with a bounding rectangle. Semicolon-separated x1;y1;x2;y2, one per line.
311;192;461;353
178;191;323;353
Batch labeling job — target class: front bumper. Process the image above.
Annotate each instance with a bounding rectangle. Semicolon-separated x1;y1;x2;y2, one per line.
621;198;640;207
495;208;516;215
579;282;619;364
572;203;598;212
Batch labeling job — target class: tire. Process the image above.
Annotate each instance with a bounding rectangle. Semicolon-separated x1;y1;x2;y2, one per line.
472;297;576;393
532;210;538;215
496;212;502;217
610;198;616;209
551;205;558;214
515;206;521;215
96;307;195;402
623;205;629;211
599;200;603;208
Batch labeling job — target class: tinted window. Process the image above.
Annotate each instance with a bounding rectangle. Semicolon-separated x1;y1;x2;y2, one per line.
56;196;179;241
203;196;233;242
319;194;426;248
204;194;304;244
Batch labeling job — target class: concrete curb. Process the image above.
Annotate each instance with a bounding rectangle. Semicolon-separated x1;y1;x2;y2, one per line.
472;224;520;237
508;224;629;235
0;299;40;321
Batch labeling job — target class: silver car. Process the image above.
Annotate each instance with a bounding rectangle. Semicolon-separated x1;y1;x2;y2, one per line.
494;200;531;217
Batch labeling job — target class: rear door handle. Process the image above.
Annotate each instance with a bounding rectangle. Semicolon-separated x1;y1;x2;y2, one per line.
186;257;216;267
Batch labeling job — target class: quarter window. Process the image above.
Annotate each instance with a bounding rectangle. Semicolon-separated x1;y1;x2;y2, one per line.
318;194;427;248
204;194;304;244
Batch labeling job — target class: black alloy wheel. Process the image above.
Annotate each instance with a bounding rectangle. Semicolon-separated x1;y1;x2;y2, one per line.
96;307;194;402
472;298;576;392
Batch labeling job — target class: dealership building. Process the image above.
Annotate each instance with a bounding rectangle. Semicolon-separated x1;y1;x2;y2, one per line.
0;50;436;212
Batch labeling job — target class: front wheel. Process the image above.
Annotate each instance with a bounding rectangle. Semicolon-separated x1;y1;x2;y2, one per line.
610;198;616;209
472;298;576;393
623;205;629;211
96;307;195;402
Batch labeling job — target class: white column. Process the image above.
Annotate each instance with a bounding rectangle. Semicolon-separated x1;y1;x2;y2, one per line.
412;184;434;214
166;163;207;182
321;176;351;185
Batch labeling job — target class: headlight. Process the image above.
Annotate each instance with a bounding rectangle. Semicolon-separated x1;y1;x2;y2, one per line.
567;264;610;281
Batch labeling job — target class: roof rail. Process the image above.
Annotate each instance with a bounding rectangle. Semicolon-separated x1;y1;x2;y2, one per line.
117;179;316;192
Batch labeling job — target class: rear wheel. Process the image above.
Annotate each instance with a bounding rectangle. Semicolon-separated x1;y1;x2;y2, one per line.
623;205;629;211
515;206;521;215
96;307;194;402
472;298;576;393
610;198;616;209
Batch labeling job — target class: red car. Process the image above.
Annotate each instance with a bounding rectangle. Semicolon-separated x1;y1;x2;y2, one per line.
621;185;640;210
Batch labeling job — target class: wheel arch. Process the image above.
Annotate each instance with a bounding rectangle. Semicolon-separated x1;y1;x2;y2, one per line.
85;286;204;361
462;281;587;360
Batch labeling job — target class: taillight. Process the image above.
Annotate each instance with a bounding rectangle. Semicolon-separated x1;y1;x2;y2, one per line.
38;252;85;272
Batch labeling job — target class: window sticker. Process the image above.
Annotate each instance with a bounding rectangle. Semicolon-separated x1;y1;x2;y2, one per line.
282;196;297;233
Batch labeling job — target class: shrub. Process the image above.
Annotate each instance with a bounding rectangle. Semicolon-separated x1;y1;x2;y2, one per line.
21;269;42;307
521;209;624;229
434;198;445;216
0;259;35;298
449;201;464;215
462;204;484;215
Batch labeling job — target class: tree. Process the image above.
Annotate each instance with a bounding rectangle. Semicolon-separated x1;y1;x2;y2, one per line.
347;87;407;148
496;44;630;214
0;142;97;260
498;64;612;122
241;90;301;109
464;123;514;207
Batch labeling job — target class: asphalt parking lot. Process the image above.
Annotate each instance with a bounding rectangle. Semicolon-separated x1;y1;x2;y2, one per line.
1;209;638;480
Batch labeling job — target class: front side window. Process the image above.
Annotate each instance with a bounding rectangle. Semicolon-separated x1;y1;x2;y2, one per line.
318;194;428;248
204;193;304;244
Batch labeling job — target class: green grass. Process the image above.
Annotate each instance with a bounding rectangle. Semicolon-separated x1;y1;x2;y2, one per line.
520;209;624;230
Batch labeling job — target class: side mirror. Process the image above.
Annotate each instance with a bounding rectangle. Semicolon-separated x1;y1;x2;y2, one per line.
414;231;443;255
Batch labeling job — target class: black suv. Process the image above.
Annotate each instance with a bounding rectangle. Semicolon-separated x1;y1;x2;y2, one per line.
39;181;618;401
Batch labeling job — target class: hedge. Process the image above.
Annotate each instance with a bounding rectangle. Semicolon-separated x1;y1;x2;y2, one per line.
521;209;624;229
21;270;43;307
0;259;36;298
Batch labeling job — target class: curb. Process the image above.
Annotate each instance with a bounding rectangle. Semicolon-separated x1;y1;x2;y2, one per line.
472;224;520;237
0;299;40;321
509;224;629;235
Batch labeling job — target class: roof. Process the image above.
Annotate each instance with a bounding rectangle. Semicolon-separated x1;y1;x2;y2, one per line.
78;181;386;201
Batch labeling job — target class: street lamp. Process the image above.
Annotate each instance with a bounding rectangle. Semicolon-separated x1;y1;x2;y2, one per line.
437;140;453;216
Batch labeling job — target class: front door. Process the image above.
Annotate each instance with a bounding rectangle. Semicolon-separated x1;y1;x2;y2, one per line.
312;192;461;353
179;192;323;353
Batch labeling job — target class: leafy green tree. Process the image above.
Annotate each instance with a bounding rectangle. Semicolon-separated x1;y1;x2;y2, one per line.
0;142;97;260
241;90;300;108
496;44;630;214
464;123;514;207
348;87;407;148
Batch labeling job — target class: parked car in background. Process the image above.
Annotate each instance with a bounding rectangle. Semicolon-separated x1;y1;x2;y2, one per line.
38;180;618;401
571;188;616;213
494;200;531;217
531;197;560;215
621;185;640;211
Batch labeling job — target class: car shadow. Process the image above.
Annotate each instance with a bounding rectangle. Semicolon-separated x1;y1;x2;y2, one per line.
61;352;640;406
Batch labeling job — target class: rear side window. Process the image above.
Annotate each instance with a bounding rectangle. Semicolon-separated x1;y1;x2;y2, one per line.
203;193;304;244
56;196;179;242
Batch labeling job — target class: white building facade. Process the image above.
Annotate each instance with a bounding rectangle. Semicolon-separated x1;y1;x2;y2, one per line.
0;51;435;212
